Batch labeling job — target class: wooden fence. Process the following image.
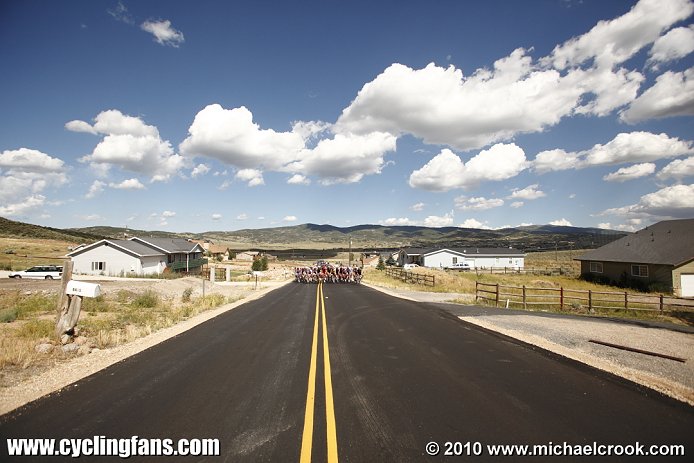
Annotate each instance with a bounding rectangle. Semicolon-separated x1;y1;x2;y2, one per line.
385;267;435;287
475;282;694;313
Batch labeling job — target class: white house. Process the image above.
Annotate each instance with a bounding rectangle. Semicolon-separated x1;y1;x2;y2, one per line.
68;237;206;276
398;247;525;269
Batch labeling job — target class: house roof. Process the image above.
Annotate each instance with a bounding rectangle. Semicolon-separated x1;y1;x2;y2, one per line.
402;247;525;256
576;219;694;266
130;237;202;254
67;239;164;258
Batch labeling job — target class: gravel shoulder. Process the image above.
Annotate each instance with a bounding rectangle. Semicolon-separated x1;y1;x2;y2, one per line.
364;283;694;406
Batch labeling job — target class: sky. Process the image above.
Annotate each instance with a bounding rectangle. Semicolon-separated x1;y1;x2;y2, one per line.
1;0;693;234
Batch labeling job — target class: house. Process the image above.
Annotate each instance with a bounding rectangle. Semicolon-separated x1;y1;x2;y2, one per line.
398;247;525;269
235;251;259;261
207;244;229;260
67;237;206;276
575;219;694;296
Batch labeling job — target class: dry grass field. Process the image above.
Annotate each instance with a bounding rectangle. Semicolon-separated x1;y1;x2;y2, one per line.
0;277;255;388
0;237;76;271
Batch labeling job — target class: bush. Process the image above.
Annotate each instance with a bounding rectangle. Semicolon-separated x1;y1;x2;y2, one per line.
0;308;18;323
16;319;54;339
82;295;112;313
252;256;268;272
182;287;193;303
131;290;160;309
376;256;385;271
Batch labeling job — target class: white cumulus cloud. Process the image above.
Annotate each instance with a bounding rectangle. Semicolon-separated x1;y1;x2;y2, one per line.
85;180;105;199
648;25;694;68
109;178;145;190
602;163;656;182
71;110;186;182
191;163;210;178
409;144;528;192
141;19;185;47
287;174;310;185
544;0;693;70
0;148;68;217
620;68;694;123
235;168;265;187
535;131;694;172
657;156;694;181
508;184;546;200
601;184;694;219
459;218;490;229
454;196;504;211
549;218;573;226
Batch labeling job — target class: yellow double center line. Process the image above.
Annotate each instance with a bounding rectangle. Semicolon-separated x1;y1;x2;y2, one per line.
300;282;339;463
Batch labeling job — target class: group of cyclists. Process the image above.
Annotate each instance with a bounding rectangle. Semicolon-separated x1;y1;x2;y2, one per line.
294;262;363;284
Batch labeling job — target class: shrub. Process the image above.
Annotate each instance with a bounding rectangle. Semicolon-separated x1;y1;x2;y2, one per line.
82;295;112;313
16;319;54;339
252;256;268;271
131;290;160;309
0;308;18;323
181;287;193;303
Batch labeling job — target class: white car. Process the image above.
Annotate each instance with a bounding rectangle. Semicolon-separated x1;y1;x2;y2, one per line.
403;263;420;270
9;265;63;280
448;262;471;271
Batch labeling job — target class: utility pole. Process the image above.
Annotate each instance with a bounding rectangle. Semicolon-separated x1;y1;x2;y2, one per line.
348;237;353;267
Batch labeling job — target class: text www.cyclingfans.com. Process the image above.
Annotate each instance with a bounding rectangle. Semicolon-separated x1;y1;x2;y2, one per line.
6;436;220;458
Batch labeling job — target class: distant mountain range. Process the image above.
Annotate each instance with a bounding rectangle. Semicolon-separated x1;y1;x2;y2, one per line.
0;216;627;251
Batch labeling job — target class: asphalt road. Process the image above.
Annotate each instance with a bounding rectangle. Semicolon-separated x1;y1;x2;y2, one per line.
1;283;693;462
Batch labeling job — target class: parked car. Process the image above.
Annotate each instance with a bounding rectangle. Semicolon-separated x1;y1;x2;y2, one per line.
448;262;471;271
9;265;63;279
403;263;420;270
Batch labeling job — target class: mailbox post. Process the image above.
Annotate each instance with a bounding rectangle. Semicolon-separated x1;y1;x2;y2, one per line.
55;275;101;340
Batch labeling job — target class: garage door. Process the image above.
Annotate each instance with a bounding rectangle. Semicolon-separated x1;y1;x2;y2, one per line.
681;274;694;298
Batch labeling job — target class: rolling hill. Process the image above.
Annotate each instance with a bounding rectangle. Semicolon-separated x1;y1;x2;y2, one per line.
0;217;627;251
0;217;103;242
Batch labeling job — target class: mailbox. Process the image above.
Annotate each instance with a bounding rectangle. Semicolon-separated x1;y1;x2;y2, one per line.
65;280;101;298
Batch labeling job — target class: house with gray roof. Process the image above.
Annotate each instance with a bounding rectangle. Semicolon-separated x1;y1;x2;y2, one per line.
575;219;694;296
67;237;206;276
398;247;525;269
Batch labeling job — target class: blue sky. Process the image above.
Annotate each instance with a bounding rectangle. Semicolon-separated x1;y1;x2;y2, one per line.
1;0;693;233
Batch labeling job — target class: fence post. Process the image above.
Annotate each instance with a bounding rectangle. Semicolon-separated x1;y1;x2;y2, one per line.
659;294;664;313
495;283;499;308
560;286;564;310
588;290;592;312
522;285;526;310
475;281;479;303
624;291;628;310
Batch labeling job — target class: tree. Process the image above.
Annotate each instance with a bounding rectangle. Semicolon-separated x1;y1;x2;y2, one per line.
252;255;269;271
376;255;386;271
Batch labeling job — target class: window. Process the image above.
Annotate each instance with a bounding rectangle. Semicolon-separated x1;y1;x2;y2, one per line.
589;262;603;273
632;264;648;278
91;261;105;271
452;257;458;264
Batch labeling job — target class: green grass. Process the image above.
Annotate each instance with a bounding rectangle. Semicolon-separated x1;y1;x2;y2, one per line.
131;290;160;308
15;319;54;339
0;291;56;319
0;308;18;323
